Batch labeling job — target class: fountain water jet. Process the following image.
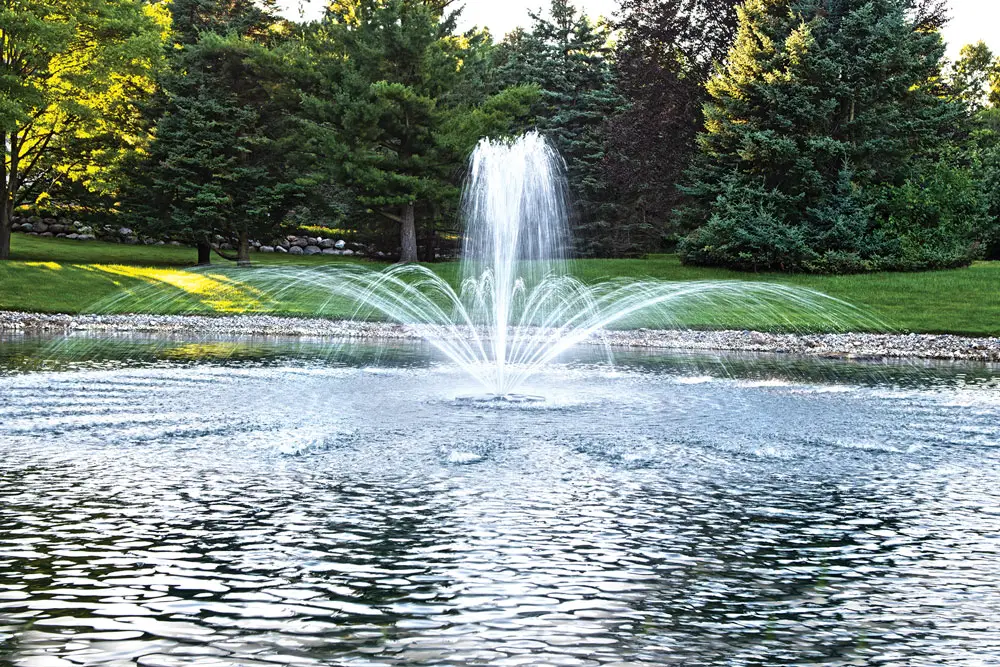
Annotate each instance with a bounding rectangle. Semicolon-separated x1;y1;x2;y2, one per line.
75;133;875;397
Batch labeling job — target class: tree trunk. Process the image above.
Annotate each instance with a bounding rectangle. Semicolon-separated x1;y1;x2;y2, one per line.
0;204;10;261
399;203;418;263
237;230;251;267
197;240;212;266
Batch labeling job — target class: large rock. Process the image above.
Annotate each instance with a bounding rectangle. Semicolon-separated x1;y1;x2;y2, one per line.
320;238;334;249
335;239;346;249
303;245;322;255
66;233;79;240
292;237;308;248
321;248;338;255
33;222;48;233
288;245;304;255
259;245;275;253
20;223;33;232
342;249;355;256
118;227;133;237
78;234;96;241
275;245;288;253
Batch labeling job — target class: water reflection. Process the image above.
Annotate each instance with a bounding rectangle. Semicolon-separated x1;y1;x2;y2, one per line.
0;334;998;665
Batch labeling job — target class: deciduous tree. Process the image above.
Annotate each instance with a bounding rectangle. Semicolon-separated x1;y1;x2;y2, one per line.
0;0;168;259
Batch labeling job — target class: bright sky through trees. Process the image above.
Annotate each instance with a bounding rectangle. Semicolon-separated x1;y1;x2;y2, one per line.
278;0;998;60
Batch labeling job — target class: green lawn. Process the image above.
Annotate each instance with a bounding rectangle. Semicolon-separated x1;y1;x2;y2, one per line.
2;234;998;335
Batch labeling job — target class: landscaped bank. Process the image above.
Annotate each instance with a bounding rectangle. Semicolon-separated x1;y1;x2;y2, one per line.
3;236;1000;336
3;311;999;363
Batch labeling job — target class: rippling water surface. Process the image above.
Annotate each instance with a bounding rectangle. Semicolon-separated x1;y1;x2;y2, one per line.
1;334;999;666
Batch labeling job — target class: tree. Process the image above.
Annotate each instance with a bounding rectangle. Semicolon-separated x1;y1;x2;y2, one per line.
496;0;624;256
949;42;1000;112
679;0;984;273
312;0;536;262
0;0;168;259
606;0;740;252
125;0;320;265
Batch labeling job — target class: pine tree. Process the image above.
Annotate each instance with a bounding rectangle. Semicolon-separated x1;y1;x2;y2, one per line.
311;0;537;262
679;0;983;273
125;0;317;265
497;0;623;256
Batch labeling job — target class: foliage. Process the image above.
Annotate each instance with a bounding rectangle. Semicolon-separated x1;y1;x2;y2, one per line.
606;0;740;252
495;0;624;256
678;0;986;273
124;0;321;264
0;0;169;259
309;0;537;262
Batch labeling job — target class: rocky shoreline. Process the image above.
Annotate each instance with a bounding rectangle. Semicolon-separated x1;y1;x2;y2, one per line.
1;310;998;363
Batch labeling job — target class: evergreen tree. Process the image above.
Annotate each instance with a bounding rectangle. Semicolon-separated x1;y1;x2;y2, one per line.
125;0;317;265
679;0;984;273
607;0;740;253
311;0;537;262
496;0;623;256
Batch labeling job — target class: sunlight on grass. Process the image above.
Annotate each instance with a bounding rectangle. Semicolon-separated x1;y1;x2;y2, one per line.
25;262;62;270
86;265;265;312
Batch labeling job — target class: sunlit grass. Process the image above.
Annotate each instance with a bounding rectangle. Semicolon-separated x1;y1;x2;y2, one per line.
1;235;998;335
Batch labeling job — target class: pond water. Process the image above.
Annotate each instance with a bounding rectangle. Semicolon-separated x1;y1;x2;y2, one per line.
1;334;999;666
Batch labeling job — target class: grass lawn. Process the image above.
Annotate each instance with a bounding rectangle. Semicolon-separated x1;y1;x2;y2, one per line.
1;234;998;335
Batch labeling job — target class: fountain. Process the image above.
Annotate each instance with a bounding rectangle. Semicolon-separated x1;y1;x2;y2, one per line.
245;132;867;397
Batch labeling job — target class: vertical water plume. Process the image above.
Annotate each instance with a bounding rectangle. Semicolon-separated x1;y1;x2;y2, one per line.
67;133;881;398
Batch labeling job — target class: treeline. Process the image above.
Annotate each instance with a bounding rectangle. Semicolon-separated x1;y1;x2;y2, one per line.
2;0;999;271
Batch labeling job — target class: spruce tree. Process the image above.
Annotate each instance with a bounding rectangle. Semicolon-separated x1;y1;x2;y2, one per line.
497;0;623;256
679;0;984;273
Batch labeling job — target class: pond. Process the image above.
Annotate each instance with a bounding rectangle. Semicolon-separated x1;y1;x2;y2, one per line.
1;333;999;665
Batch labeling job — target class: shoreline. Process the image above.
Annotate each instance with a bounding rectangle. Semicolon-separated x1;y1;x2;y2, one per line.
2;310;999;363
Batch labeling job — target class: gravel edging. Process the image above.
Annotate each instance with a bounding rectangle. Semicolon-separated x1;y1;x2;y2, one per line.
2;310;999;363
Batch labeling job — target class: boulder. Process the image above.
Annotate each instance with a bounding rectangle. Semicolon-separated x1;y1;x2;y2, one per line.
56;233;67;238
320;238;334;249
278;240;291;249
292;237;308;248
20;223;33;232
11;222;21;231
169;241;183;246
275;245;288;253
321;248;338;255
342;249;354;256
66;233;79;240
335;239;346;249
304;245;322;255
78;234;96;241
259;245;275;253
40;232;53;238
155;241;165;246
288;245;304;255
34;222;48;233
118;227;133;237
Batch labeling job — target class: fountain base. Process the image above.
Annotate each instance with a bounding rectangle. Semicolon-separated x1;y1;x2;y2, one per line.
456;393;546;405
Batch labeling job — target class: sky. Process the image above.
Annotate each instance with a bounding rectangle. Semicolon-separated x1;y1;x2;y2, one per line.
278;0;1000;61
